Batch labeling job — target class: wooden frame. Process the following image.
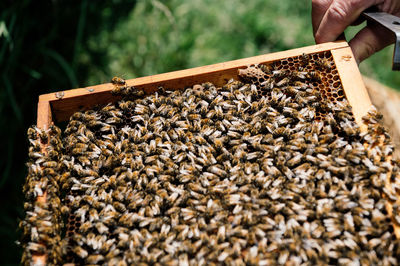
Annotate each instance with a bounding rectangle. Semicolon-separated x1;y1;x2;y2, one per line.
38;41;358;128
33;41;398;264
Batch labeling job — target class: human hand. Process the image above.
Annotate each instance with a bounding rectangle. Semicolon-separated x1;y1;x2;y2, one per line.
312;0;400;63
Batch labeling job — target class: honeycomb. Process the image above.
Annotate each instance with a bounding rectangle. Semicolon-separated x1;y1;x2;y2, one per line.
238;51;344;121
21;52;400;265
66;214;78;238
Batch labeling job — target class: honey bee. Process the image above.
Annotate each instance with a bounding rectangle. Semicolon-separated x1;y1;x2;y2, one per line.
37;130;48;143
307;71;322;81
300;53;310;65
95;222;109;234
86;254;105;264
272;69;288;78
111;76;126;86
105;117;123;124
42;160;59;169
291;71;307;81
72;147;87;156
276;77;290;87
287;153;302;167
315;58;332;71
125;86;145;97
42;167;57;176
27;127;38;141
49;137;61;148
259;63;275;74
27;242;46;253
73;245;89;259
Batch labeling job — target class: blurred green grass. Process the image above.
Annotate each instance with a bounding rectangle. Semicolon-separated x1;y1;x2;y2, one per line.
0;0;398;263
81;0;314;84
80;0;400;89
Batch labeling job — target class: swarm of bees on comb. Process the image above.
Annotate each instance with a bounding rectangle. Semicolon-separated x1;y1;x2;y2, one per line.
21;51;400;265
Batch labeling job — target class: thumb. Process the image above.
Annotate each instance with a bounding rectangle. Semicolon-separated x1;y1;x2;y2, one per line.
349;23;393;63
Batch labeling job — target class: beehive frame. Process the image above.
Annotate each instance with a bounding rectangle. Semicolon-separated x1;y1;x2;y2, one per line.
33;41;398;264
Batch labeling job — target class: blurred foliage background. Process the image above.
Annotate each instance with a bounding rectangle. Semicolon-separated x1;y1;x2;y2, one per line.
0;0;398;263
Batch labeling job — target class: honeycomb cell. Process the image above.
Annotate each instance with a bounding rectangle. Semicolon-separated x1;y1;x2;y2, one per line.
333;82;340;88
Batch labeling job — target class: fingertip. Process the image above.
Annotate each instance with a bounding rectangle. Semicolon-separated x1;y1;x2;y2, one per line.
312;0;334;35
314;32;324;44
349;42;362;64
314;1;353;44
348;36;365;63
349;25;393;63
314;30;341;44
315;0;384;45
